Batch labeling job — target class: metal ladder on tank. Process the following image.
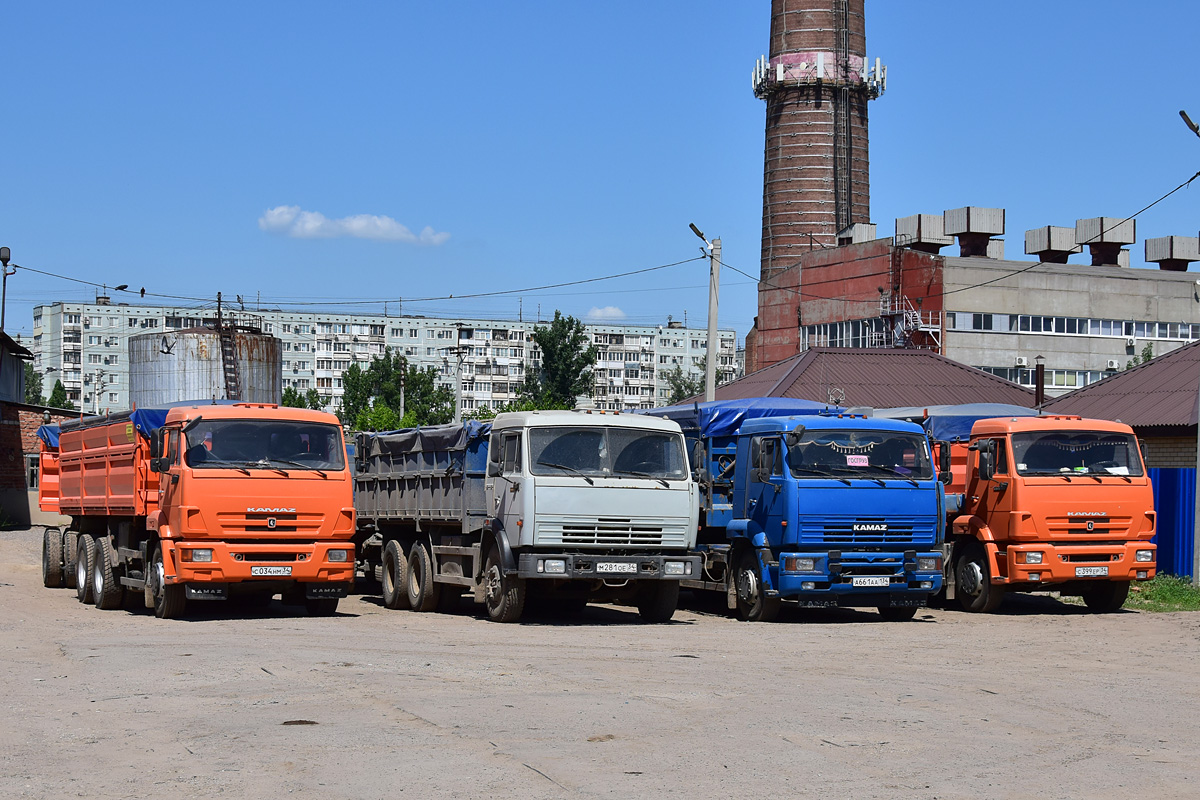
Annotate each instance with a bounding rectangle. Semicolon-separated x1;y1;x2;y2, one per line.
215;292;241;400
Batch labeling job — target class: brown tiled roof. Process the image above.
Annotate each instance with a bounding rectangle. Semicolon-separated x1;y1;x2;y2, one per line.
697;348;1035;408
1041;340;1200;427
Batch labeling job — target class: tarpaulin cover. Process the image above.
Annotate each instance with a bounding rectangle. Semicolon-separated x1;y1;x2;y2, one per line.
873;404;1039;442
36;400;242;448
643;397;838;438
358;420;492;458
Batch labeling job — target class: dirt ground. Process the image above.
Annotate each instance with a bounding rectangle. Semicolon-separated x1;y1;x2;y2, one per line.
2;528;1198;800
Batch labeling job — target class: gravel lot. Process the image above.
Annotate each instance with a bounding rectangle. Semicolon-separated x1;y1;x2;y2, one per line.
2;527;1198;799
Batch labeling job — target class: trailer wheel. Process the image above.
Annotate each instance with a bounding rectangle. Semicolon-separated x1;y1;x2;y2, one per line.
483;548;525;623
151;546;186;620
406;542;441;612
636;581;679;623
75;535;96;604
305;598;339;616
1081;581;1130;613
42;528;64;588
734;549;780;622
380;540;410;610
877;605;918;622
955;541;1004;613
92;537;125;610
63;532;79;589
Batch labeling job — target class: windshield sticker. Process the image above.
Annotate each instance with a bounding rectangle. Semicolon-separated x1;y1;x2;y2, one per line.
846;454;869;467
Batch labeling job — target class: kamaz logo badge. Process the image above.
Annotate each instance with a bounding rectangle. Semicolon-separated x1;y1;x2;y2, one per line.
853;523;888;532
267;518;277;529
248;508;296;513
1086;520;1094;531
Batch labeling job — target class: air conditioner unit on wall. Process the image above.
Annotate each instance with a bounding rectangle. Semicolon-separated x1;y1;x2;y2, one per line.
1106;359;1121;370
1126;337;1136;347
1014;356;1028;367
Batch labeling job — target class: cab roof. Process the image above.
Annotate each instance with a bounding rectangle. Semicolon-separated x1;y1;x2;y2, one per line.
738;414;925;437
493;409;683;434
970;414;1134;437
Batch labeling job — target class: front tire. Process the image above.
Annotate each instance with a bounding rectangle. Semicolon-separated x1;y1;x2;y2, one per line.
92;537;125;610
381;539;410;610
734;549;781;622
483;548;525;623
877;605;918;622
151;546;186;619
636;581;679;623
75;535;96;604
1081;581;1130;613
406;541;440;612
42;528;63;588
955;541;1004;613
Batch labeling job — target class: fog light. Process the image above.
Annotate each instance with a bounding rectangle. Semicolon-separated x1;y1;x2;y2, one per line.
544;559;566;574
186;549;213;563
664;561;685;576
801;581;816;590
1028;572;1041;581
1135;550;1154;563
917;557;941;571
327;549;349;563
920;581;933;589
1137;570;1149;579
784;557;816;572
233;553;244;561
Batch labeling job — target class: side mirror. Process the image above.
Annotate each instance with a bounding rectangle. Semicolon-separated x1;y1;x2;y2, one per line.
750;466;766;484
691;439;705;471
784;427;805;448
978;450;995;482
487;461;501;477
182;415;203;434
150;429;164;460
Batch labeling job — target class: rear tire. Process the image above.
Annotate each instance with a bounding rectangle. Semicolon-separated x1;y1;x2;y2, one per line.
63;532;79;589
151;546;186;619
636;581;680;623
734;549;781;622
406;541;440;612
75;535;96;604
381;539;410;610
483;548;525;623
305;598;339;616
1081;581;1130;613
92;537;125;610
877;605;918;622
955;541;1004;613
42;528;63;588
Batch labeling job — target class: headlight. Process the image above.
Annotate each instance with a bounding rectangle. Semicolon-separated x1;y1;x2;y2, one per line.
784;556;816;572
1025;552;1043;565
1135;550;1154;563
664;561;685;576
327;549;349;563
542;559;566;574
182;548;213;563
917;556;941;571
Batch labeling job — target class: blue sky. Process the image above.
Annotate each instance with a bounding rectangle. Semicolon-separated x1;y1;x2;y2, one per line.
2;1;1198;343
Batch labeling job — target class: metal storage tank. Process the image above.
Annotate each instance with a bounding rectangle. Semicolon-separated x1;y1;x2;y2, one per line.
128;322;282;407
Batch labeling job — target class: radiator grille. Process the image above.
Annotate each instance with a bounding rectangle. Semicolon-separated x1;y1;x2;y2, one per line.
536;515;690;548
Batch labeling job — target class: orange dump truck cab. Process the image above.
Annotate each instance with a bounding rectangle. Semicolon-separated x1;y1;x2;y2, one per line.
37;402;355;618
940;414;1156;612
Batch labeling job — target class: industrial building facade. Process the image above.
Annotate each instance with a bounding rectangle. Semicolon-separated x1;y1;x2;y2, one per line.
30;302;742;414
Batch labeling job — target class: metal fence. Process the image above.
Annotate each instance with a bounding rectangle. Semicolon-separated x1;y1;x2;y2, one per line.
1149;468;1196;578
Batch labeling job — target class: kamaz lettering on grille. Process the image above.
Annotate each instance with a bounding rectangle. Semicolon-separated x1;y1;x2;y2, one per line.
248;507;296;513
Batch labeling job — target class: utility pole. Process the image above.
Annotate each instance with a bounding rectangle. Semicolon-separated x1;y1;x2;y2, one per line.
690;224;721;402
0;247;15;332
1182;109;1200;586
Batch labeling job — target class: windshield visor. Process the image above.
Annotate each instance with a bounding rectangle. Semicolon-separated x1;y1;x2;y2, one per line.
1012;431;1144;477
528;426;688;479
787;430;933;481
185;420;346;471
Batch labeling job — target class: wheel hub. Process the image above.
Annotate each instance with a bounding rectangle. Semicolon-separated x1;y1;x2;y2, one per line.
485;565;503;605
959;560;984;596
736;567;758;603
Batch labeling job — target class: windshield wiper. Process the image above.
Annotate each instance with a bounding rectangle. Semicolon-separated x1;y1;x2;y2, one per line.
863;465;919;487
536;461;594;485
792;466;851;486
201;459;250;475
261;457;328;477
613;469;670;488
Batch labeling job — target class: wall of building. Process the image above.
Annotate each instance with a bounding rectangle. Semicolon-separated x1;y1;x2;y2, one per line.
1142;433;1197;470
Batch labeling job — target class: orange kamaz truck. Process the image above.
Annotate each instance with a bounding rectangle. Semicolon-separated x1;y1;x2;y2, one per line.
878;404;1157;613
37;402;355;618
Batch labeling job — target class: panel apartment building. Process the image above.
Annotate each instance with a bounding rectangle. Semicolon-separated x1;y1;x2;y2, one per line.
31;301;742;414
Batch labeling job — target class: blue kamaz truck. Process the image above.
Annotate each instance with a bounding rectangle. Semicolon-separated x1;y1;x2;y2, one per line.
647;399;945;621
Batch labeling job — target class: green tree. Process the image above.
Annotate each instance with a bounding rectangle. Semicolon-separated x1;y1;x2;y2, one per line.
1125;342;1155;370
24;363;44;406
355;402;402;432
47;379;74;411
523;311;597;407
665;363;704;405
282;386;326;410
339;348;454;429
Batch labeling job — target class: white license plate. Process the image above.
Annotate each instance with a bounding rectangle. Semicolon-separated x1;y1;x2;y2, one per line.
251;565;292;577
851;576;891;588
597;562;637;574
1075;566;1109;577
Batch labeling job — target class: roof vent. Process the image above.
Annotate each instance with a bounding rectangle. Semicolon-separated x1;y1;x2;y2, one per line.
944;207;1005;258
1025;226;1082;263
1076;217;1135;266
1145;236;1200;272
894;214;953;254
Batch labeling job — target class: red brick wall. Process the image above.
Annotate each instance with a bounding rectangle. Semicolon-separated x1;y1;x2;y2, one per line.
0;405;78;490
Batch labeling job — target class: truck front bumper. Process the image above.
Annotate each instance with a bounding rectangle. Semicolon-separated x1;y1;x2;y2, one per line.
775;550;944;607
516;553;702;581
1003;541;1156;585
164;540;356;586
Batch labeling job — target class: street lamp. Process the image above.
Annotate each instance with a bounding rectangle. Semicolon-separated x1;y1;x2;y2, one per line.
690;224;722;403
1181;110;1200;139
0;247;16;333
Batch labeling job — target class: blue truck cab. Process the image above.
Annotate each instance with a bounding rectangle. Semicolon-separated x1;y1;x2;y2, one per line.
650;400;945;621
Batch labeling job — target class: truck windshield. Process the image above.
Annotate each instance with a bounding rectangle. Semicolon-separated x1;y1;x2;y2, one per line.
1011;431;1144;477
184;420;346;471
528;426;688;480
787;429;933;481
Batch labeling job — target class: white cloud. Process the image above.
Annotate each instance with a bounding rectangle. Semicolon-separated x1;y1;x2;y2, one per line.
586;306;626;321
258;205;450;245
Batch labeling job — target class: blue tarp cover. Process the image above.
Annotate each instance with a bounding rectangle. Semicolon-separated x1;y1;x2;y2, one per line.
643;397;839;438
35;401;235;448
873;403;1038;442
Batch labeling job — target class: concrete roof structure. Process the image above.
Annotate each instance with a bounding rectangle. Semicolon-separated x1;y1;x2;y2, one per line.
698;347;1035;409
1042;340;1200;428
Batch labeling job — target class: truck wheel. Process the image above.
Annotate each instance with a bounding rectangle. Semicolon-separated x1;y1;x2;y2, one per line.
483;548;525;623
151;546;186;620
734;550;780;622
305;598;339;616
636;581;679;623
381;540;410;610
63;532;79;589
42;528;64;588
75;535;96;604
406;542;441;612
92;537;125;610
1081;581;1130;613
877;605;918;622
955;542;1004;613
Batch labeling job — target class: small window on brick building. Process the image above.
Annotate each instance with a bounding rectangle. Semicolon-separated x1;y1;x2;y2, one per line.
26;454;39;489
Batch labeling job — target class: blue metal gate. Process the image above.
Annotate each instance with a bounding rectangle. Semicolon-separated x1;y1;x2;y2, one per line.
1149;468;1196;578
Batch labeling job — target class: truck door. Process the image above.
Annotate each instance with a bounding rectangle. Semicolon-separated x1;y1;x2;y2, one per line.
161;428;183;532
493;431;525;544
974;437;1014;538
746;436;785;541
